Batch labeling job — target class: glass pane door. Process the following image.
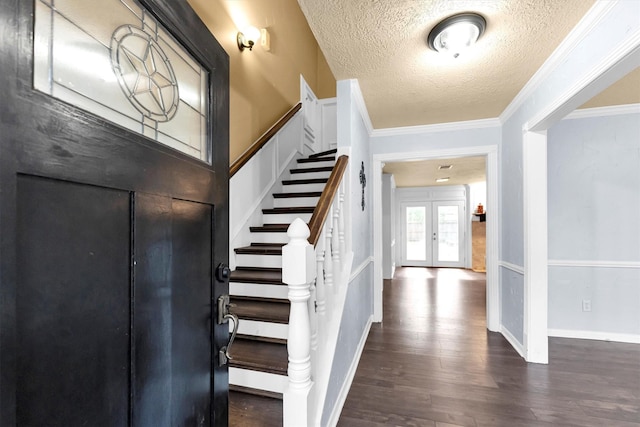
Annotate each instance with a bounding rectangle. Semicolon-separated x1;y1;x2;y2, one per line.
433;201;465;267
406;206;426;261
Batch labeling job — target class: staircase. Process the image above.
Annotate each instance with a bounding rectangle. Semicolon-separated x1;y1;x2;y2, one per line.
228;149;338;426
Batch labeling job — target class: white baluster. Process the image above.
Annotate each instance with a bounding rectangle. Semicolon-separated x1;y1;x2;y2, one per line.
282;218;315;427
332;199;341;283
315;229;326;320
338;182;346;260
323;206;334;296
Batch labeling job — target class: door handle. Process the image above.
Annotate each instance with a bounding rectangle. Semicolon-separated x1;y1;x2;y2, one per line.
217;294;239;366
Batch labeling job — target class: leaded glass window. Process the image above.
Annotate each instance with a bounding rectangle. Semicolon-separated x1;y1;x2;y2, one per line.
34;0;210;163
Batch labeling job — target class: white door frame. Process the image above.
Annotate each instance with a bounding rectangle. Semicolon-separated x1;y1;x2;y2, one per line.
521;35;640;364
373;145;500;331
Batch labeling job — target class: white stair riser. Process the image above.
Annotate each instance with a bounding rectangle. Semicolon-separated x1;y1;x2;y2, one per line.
250;232;289;244
229;367;288;394
233;319;288;340
230;282;288;299
289;171;331;180
295;160;334;169
282;183;326;192
235;253;281;269
262;212;312;224
273;197;320;208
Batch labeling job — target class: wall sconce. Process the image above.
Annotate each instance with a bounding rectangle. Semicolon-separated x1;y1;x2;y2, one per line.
237;26;261;51
427;13;486;58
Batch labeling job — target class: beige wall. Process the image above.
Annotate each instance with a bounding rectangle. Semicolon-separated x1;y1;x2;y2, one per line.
188;0;337;163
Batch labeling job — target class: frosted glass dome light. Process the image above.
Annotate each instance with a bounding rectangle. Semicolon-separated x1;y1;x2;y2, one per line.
428;13;486;58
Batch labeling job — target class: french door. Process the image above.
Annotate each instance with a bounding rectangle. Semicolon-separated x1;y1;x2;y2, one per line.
401;201;465;268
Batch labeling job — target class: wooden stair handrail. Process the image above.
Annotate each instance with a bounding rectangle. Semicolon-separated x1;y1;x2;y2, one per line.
308;155;349;246
230;103;302;178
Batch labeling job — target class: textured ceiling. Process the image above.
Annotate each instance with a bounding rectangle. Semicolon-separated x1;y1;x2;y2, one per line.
383;156;486;187
297;0;604;128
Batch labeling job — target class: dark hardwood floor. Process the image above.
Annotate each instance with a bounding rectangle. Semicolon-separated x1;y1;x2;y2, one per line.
338;267;640;426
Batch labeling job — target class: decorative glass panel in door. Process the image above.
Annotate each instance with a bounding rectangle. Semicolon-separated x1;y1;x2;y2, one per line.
404;205;428;264
433;201;465;267
33;0;210;163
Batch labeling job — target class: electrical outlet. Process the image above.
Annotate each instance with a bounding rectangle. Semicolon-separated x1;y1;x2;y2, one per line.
582;299;592;312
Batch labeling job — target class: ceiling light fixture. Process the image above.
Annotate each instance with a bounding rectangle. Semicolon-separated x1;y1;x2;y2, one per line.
436;177;450;183
237;26;261;51
428;13;486;58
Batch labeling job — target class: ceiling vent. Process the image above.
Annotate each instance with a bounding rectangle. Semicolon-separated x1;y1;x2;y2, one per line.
438;165;453;170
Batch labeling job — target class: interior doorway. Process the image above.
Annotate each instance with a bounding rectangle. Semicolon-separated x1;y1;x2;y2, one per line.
373;146;499;332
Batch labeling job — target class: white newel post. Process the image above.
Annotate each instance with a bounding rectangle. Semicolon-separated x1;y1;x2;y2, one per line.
282;218;316;427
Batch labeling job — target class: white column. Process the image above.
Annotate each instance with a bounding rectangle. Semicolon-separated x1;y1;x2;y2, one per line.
523;130;549;364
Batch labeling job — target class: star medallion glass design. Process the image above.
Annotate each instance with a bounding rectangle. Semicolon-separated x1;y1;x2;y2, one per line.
111;25;179;122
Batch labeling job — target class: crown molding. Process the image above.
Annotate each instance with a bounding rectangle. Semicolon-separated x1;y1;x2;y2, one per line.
349;79;374;136
371;117;500;138
565;103;640;120
499;0;618;124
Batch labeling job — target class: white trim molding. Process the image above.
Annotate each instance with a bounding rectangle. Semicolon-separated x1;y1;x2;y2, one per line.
548;329;640;345
372;145;499;331
350;256;373;282
498;260;525;275
566;103;640;120
500;0;618;123
548;260;640;269
349;79;374;136
371;117;500;138
326;315;373;427
501;325;525;358
525;27;640;133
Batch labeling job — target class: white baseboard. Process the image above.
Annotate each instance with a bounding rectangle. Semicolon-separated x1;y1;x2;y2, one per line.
548;328;640;344
326;315;373;427
501;325;525;358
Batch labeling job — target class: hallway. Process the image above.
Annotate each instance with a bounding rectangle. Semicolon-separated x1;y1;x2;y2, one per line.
338;267;640;426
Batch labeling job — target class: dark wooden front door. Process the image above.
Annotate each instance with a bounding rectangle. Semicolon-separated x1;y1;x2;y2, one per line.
0;0;229;425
